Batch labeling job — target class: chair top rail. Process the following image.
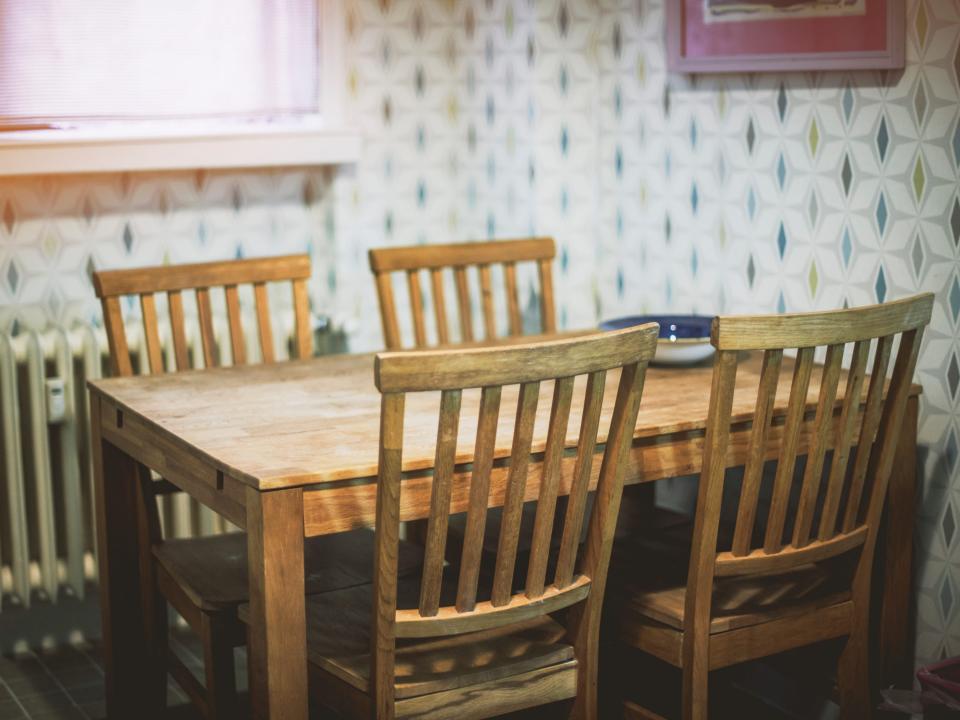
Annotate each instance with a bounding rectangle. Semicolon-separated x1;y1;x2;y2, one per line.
375;323;659;393
93;254;311;298
368;237;555;273
712;293;934;351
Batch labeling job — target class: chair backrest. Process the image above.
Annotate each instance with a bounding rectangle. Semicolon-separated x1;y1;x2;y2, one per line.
370;324;658;709
368;237;556;349
686;294;933;630
92;254;313;376
93;255;314;549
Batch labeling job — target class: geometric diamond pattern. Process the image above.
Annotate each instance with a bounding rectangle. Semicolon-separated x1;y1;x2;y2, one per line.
842;83;855;125
953;118;960;166
875;265;887;303
808;116;820;157
913;155;926;204
914;77;929;127
942;575;955;624
5;259;20;295
949;353;960;400
0;0;957;670
842;228;853;268
915;1;928;48
842;154;854;196
944;502;957;549
952;197;960;246
876;193;889;236
877;116;890;164
912;233;925;280
2;201;14;234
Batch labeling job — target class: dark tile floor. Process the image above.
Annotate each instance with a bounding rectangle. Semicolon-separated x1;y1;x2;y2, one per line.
0;631;217;720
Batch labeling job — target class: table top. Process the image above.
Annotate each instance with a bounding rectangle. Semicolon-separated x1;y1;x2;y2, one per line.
89;344;913;491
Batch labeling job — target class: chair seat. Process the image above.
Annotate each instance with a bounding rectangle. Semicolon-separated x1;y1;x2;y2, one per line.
153;529;422;612
295;581;576;700
623;560;850;634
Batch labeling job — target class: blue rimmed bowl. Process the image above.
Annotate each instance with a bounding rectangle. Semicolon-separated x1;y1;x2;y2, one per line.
599;314;715;366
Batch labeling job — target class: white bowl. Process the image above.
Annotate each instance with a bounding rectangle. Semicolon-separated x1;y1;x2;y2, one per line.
654;338;715;366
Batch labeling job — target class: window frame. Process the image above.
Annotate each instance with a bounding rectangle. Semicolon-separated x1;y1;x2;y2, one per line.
0;0;359;176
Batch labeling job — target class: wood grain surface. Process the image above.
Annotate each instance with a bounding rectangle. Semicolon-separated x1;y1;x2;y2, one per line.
89;343;915;492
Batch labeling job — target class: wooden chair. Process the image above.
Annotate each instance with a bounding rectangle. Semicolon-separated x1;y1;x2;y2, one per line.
93;255;420;719
301;324;659;719
617;294;933;720
368;237;556;349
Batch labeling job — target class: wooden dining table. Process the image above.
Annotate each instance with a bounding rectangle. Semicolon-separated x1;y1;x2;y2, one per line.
88;345;920;719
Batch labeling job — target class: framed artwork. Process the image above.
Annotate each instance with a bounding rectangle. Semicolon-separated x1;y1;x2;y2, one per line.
666;0;905;73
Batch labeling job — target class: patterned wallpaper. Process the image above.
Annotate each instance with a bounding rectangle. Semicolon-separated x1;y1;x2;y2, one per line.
0;0;957;667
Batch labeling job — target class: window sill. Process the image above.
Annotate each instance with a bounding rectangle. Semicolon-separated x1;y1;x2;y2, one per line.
0;122;362;176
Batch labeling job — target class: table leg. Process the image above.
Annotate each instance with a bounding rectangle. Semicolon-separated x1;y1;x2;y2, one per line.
91;395;154;718
877;393;919;690
246;486;308;719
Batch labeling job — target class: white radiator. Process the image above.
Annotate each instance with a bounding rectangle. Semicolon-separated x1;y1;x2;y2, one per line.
0;310;306;610
0;327;99;610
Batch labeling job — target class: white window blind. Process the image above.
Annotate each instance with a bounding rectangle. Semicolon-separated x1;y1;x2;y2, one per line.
0;0;319;127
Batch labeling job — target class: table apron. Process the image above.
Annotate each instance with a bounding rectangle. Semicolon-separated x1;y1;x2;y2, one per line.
97;397;247;528
303;412;864;537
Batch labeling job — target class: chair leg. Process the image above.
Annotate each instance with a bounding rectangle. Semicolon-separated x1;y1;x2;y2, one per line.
680;662;708;720
199;612;238;720
838;621;871;720
134;471;168;716
569;661;598;720
148;598;170;715
568;624;599;719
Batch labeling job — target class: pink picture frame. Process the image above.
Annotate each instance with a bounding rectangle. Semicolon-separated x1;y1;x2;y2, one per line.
666;0;905;73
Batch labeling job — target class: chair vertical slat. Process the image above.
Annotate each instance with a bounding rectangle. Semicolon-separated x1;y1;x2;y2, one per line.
554;371;606;589
818;339;870;540
574;361;648;585
195;287;217;369
682;350;739;689
491;381;540;607
860;328;925;530
253;282;275;364
792;343;845;547
224;285;246;366
373;392;404;718
454;267;474;342
763;346;815;553
406;271;427;348
478;264;497;340
455;386;502;612
291;278;311;360
375;272;402;350
525;377;575;599
430;269;449;346
504;262;522;336
139;293;164;374
731;349;783;556
419;390;462;617
167;291;191;371
561;360;648;720
842;334;894;532
102;297;133;376
538;259;556;333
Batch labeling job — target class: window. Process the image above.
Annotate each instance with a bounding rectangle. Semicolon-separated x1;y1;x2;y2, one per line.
0;0;358;174
1;0;318;126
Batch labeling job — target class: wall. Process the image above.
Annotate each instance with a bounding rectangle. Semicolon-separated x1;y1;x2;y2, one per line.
0;0;956;667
